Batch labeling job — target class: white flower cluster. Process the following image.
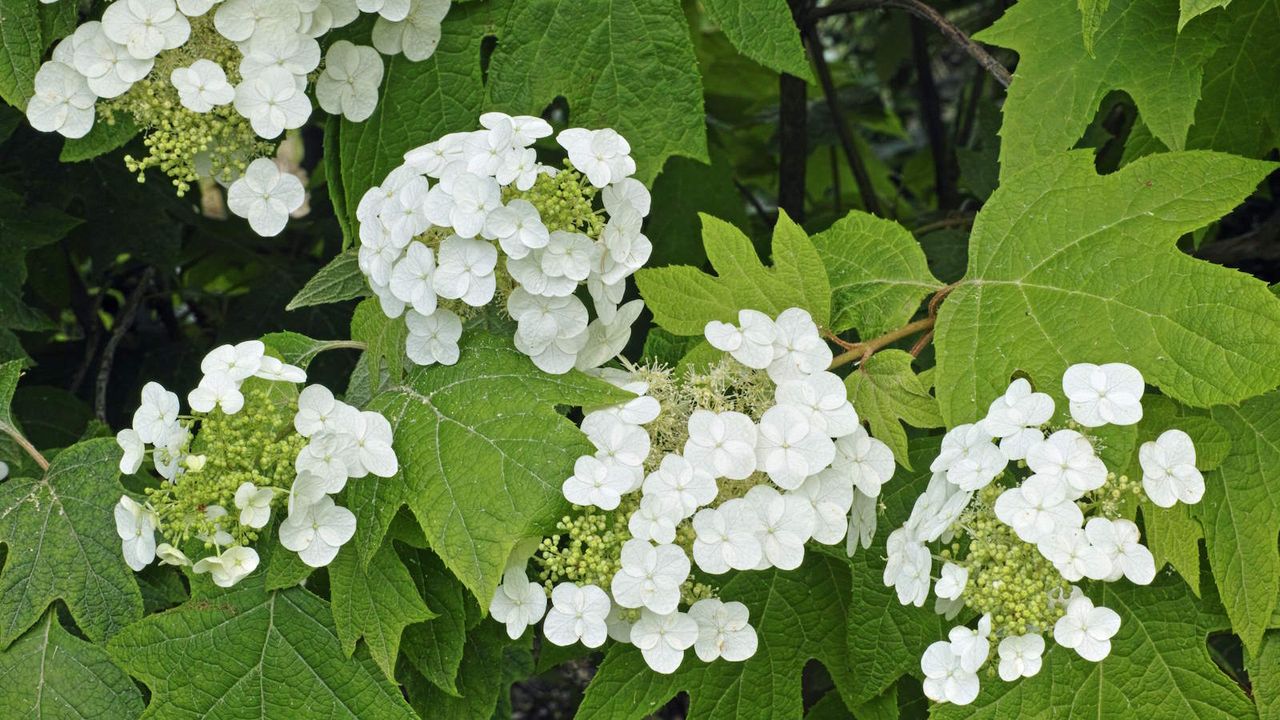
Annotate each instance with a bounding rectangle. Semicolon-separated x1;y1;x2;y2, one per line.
356;114;650;374
112;340;398;588
883;363;1206;705
490;307;897;674
26;0;451;236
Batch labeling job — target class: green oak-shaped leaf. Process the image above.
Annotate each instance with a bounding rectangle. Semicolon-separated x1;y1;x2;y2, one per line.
933;151;1280;425
1191;392;1280;652
699;0;812;80
810;211;943;337
637;211;831;335
329;542;435;681
575;552;857;720
398;542;475;695
843;350;943;469
402;621;531;720
933;576;1255;719
976;0;1221;177
0;438;143;647
355;332;629;605
108;581;416;720
0;610;143;719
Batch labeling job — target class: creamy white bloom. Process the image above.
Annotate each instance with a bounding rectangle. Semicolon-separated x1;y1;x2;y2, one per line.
288;470;329;516
132;381;180;444
557;127;635;188
576;299;644;371
239;30;321;78
345;410;398;478
116;428;146;474
993;474;1083;544
543;582;611;648
1062;362;1144;427
234;482;274;529
489;567;547;640
934;562;968;601
1054;595;1121;661
188;372;245;414
904;471;973;543
115;496;157;571
388;243;437;316
846;488;877;554
192;545;259;587
602;177;651;218
980;378;1054;460
480;111;553;147
233;66;311;139
834;425;895;496
884;529;931;606
1138;429;1204;508
997;634;1045;681
691;500;762;574
358;0;410;21
921;640;980;705
73;22;154;98
405;307;463;366
642;453;717;518
586;414;650;471
756;404;835;490
562;454;632;510
628;493;682;544
155;542;190;567
316;41;384;121
1042;527;1112;582
279;495;356;567
767;308;832;382
433;235;497;306
485;199;548;259
610;539;690;615
295;432;356;492
704;309;776;370
774;372;859;438
792;468;854;545
1085;517;1156;584
201;340;264;381
254;356;306;383
631;609;698;674
371;0;451;61
1025;429;1106;496
213;0;300;42
689;598;758;662
227;157;306;236
169;59;234;111
947;615;992;673
294;384;350;437
27;61;96;138
102;0;190;60
745;485;815;570
931;423;1006;492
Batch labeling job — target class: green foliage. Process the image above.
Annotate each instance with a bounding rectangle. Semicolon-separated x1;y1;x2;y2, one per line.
403;622;530;720
330;543;435;681
109;580;418;720
286;250;368;310
699;0;813;80
933;151;1280;424
397;542;475;696
60;116;140;163
844;350;942;468
359;332;628;605
0;611;143;719
0;438;142;647
0;0;44;109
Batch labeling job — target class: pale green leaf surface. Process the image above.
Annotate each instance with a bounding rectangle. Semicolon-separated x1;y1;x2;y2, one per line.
933;151;1280;425
351;298;407;387
109;581;416;720
977;0;1221;177
1256;631;1280;720
844;350;942;469
286;250;367;310
329;543;434;681
699;0;813;79
0;438;142;647
359;332;629;605
1078;0;1110;54
811;211;942;337
1180;0;1233;28
0;611;143;719
638;211;831;335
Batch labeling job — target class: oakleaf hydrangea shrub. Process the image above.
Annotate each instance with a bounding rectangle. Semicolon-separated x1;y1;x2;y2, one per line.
884;362;1205;705
113;340;398;587
488;306;897;674
25;0;452;235
355;114;649;374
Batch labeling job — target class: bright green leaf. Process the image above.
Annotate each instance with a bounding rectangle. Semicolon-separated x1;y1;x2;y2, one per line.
934;151;1280;425
108;581;417;720
0;438;143;647
1180;0;1233;28
60;116;139;163
699;0;813;80
286;250;368;311
351;298;407;387
330;543;435;681
1255;631;1280;720
1078;0;1110;55
843;350;942;469
0;0;43;110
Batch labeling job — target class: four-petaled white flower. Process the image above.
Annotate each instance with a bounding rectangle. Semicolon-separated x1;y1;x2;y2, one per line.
316;41;384;121
234;481;274;529
947;614;992;673
296;432;356;492
980;378;1054;460
543;582;611;648
846;488;877;554
192;545;259;587
102;0;190;60
26;61;96;139
371;0;451;61
775;371;859;437
745;485;815;570
628;493;682;544
187;371;245;414
934;562;968;601
562;454;632;510
689;598;758;663
253;355;306;383
489;568;548;640
1138;429;1204;508
557;128;636;188
227;158;306;236
642;453;717;518
1025;429;1106;496
691;500;762;574
611;539;690;615
997;634;1045;681
405;307;463;366
767;308;832;382
485;199;549;260
703;309;776;370
921;640;980;705
993;474;1083;545
116;428;146;474
1041;527;1112;582
932;423;1006;491
1053;594;1121;662
213;0;300;43
233;66;311;139
433;235;498;306
132;381;180;443
73;22;154;99
1085;517;1156;585
115;496;157;571
630;608;699;674
834;425;896;496
170;59;234;112
884;528;931;606
201;339;265;381
684;410;759;481
389;242;438;317
279;495;356;567
792;469;853;545
1062;362;1144;427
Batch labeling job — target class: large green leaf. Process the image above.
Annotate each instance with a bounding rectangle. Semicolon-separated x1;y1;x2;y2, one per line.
637;211;831;335
108;581;417;720
1190;392;1280;652
976;0;1221;177
486;0;708;183
402;621;530;720
0;438;143;647
844;350;942;469
1256;631;1280;720
933;151;1280;425
329;543;434;681
1180;0;1233;28
0;0;43;110
0;611;143;719
699;0;812;80
398;542;475;695
933;577;1255;719
286;250;367;311
357;332;629;605
575;553;858;719
810;211;942;337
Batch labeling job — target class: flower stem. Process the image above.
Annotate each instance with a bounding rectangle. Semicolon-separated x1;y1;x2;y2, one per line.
0;423;49;472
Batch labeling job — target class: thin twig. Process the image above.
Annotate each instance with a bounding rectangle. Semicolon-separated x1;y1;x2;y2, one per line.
1;423;49;471
800;20;883;216
733;179;774;224
913;215;975;236
810;0;1012;88
95;268;154;422
777;72;809;222
829;316;936;370
911;16;958;209
909;329;935;358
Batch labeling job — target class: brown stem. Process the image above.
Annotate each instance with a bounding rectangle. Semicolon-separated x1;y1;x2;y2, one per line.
909;329;935;358
829;316;937;370
1;424;48;471
810;0;1012;88
95;268;154;422
913;215;975;236
777;71;809;223
911;16;958;210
